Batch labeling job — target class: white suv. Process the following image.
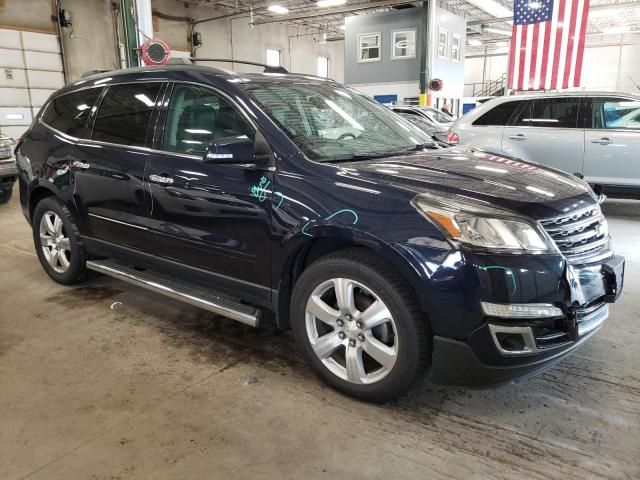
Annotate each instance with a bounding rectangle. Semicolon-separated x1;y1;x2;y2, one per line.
448;92;640;198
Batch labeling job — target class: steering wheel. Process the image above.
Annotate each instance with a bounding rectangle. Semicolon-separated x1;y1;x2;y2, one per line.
338;132;357;140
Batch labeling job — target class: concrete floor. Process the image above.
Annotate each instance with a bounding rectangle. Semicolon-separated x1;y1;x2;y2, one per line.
1;192;639;480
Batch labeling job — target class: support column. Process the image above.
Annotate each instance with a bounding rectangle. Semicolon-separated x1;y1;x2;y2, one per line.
419;0;431;106
120;0;139;67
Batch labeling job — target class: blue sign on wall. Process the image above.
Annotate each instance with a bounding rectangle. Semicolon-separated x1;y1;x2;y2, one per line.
373;94;398;106
462;103;477;115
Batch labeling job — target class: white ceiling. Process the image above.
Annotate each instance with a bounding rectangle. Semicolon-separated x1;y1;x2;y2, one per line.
182;0;640;43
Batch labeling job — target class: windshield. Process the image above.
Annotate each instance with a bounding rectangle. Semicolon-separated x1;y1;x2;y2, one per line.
241;82;431;162
425;107;454;123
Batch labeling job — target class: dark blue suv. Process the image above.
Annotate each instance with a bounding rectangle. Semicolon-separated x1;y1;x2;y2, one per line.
15;62;625;402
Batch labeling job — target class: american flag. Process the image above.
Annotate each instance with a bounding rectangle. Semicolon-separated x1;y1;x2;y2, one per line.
507;0;591;91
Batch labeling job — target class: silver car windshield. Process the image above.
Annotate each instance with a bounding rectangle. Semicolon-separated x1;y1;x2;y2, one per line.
242;82;432;162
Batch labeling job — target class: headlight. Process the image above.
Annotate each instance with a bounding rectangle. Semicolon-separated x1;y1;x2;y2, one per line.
412;193;555;252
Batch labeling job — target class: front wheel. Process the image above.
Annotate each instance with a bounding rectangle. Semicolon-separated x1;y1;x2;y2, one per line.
291;249;430;402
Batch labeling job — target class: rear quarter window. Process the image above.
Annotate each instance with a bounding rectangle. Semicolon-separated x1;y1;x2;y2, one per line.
41;88;103;138
472;101;522;126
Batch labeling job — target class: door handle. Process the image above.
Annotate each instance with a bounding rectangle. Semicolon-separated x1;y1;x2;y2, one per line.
591;137;612;145
149;174;174;185
71;160;90;169
508;134;526;140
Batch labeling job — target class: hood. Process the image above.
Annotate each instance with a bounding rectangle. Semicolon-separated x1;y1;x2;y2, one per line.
340;148;597;220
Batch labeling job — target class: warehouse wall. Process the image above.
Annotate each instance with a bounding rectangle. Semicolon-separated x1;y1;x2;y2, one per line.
192;16;345;81
0;0;118;80
0;0;344;82
464;33;640;96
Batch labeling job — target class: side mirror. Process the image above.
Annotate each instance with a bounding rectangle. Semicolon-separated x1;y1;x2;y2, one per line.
203;136;256;164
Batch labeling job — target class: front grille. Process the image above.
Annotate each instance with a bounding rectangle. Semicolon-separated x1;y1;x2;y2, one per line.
540;204;608;260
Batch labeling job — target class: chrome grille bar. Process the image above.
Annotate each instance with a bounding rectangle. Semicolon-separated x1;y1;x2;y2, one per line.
540;203;608;260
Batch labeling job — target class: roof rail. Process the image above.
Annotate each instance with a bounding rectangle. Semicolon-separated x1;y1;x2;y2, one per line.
81;69;111;78
187;58;289;74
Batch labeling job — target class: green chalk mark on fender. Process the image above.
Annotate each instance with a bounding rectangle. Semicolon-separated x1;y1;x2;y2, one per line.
301;209;359;237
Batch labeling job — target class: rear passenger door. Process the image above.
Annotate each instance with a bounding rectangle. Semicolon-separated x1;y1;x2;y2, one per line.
583;96;640;189
75;82;165;250
502;97;584;176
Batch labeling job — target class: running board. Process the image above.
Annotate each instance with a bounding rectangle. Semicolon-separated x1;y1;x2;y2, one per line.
86;259;261;327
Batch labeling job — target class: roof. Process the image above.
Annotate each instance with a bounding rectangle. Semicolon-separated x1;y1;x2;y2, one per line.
63;63;338;95
507;91;640;99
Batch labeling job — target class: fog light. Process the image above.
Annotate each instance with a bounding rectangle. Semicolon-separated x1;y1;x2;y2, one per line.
481;302;563;319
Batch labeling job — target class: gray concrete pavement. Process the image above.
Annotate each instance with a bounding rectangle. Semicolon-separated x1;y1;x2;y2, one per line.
1;193;639;480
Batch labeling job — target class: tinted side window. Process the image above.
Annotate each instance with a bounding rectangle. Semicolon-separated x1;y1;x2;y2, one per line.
516;97;580;128
162;84;255;156
92;83;162;147
41;88;102;137
472;101;522;126
591;97;640;130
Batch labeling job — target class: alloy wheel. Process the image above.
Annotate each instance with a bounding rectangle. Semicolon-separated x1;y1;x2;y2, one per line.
305;278;398;385
39;211;71;274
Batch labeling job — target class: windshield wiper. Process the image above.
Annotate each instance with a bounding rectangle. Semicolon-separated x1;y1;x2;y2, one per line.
322;152;393;163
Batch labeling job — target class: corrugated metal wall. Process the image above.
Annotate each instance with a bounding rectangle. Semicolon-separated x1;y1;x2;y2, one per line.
0;28;64;139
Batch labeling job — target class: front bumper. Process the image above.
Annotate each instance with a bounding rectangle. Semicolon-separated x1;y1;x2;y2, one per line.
424;252;625;386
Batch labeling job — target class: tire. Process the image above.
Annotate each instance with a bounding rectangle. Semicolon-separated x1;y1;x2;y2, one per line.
32;196;88;285
291;248;430;402
0;184;13;204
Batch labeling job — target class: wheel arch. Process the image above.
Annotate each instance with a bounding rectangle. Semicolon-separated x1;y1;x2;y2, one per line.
275;230;431;331
28;182;83;230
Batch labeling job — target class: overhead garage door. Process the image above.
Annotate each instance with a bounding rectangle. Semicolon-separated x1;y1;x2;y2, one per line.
0;28;65;140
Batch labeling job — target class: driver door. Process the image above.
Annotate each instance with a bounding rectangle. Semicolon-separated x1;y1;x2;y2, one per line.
143;82;273;292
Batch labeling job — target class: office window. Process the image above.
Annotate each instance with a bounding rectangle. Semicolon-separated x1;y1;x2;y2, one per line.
438;28;449;59
452;33;461;62
317;56;329;78
92;83;162;147
266;48;281;67
358;33;381;62
392;29;416;59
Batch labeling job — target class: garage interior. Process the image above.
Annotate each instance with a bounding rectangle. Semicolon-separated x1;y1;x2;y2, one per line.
1;0;640;479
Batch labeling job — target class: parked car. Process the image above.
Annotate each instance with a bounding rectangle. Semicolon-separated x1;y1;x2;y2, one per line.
15;63;624;402
393;105;455;129
0;133;17;204
396;111;445;136
447;92;640;198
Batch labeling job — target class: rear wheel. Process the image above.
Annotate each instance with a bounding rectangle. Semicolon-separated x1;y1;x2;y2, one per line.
32;197;88;284
291;249;430;402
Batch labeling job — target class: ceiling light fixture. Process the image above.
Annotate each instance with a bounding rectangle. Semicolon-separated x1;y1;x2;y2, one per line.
464;0;511;18
316;0;347;8
267;4;289;14
469;39;483;46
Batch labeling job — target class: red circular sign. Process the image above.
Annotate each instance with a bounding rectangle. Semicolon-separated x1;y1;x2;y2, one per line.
140;39;171;66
